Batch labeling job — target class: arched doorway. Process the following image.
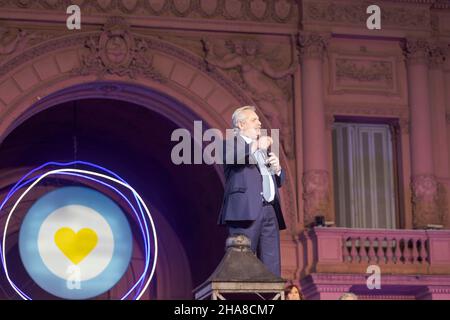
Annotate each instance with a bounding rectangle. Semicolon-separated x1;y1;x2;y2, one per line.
0;21;299;294
0;82;227;299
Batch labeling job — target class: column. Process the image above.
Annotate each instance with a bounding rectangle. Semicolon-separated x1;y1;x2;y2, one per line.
429;43;449;179
429;42;449;229
404;38;440;228
298;32;330;226
445;49;450;229
399;118;413;229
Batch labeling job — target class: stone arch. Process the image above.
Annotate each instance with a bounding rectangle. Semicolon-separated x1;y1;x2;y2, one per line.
0;24;297;234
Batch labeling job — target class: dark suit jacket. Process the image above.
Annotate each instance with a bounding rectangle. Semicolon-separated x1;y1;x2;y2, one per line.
218;134;286;230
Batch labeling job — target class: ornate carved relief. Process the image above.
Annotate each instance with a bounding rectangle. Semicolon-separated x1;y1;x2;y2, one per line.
428;42;449;69
0;26;28;56
403;39;450;68
411;174;443;228
202;37;297;157
302;170;330;226
330;56;398;95
298;32;328;60
0;16;299;233
72;17;164;81
0;0;298;24
304;0;430;29
403;38;430;66
0;24;68;62
336;59;393;82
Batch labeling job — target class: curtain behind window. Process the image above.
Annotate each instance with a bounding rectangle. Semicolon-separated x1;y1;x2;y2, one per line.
333;123;397;229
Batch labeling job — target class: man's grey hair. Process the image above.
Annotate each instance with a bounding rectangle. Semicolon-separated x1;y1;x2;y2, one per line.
231;106;256;130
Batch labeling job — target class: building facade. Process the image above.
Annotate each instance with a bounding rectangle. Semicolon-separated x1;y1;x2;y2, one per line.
0;0;450;299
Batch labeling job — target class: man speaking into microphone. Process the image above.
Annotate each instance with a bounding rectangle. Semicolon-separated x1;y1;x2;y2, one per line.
218;105;286;277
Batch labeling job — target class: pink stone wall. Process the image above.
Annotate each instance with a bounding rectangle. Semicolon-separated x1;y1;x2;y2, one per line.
0;0;450;299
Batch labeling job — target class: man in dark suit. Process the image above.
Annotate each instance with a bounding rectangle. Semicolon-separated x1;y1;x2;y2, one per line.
218;106;286;276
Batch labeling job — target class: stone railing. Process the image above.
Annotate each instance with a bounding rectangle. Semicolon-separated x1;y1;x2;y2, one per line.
300;227;450;275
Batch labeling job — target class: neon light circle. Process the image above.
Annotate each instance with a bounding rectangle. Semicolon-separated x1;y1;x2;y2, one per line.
19;186;133;299
1;162;158;300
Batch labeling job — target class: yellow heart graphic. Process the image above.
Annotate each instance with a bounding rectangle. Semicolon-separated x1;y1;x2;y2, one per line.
54;227;98;265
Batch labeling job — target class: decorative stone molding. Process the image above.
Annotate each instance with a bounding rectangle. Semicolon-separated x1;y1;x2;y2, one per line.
403;38;431;66
304;0;430;29
0;25;59;61
326;103;409;119
404;39;450;69
0;25;254;107
72;17;164;81
298;32;329;60
335;59;393;82
0;0;298;24
411;174;443;228
0;14;299;238
428;42;449;69
0;26;27;56
302;170;330;226
330;56;398;96
203;37;297;157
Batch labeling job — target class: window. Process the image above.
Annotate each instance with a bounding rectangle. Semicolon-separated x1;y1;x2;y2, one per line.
332;122;397;229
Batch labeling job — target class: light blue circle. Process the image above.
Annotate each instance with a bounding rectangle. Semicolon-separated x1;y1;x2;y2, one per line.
19;186;133;299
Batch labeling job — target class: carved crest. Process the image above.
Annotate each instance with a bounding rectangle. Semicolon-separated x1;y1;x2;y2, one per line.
99;19;134;67
73;17;164;82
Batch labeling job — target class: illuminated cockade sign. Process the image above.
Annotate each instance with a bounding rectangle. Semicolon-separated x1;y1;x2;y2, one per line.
0;161;158;300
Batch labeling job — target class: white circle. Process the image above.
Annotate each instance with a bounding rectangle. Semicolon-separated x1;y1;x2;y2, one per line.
37;205;114;281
